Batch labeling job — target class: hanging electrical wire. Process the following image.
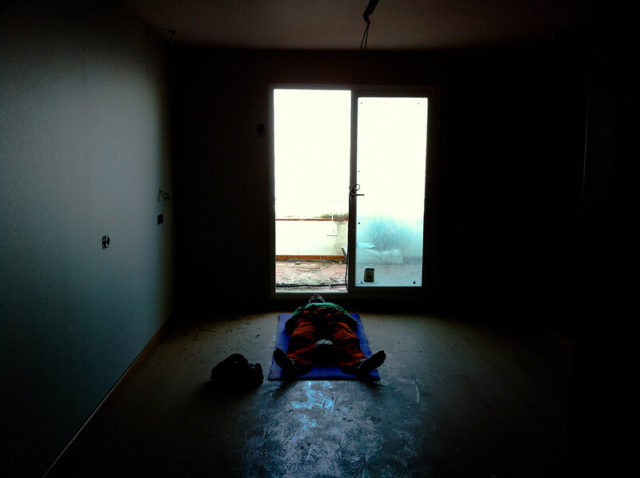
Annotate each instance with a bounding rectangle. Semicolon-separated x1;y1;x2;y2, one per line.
360;23;370;52
361;0;380;53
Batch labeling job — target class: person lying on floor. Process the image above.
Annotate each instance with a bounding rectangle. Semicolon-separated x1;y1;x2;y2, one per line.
273;294;386;379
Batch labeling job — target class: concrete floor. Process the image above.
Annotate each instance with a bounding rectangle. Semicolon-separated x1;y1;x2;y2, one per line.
49;313;572;477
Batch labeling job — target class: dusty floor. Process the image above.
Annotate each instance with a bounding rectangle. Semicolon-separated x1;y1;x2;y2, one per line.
49;312;572;477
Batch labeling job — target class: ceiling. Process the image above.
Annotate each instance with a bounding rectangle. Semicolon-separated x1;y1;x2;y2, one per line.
123;0;591;51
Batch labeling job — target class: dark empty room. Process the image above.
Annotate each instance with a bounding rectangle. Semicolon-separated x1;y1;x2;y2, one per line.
1;1;637;477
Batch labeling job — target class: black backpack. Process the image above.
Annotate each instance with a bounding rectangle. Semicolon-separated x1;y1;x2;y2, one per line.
210;353;263;390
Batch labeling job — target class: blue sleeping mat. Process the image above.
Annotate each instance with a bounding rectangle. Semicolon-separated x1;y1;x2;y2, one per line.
268;312;380;381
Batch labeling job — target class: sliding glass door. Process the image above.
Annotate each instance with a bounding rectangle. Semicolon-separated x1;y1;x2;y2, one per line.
272;87;434;294
352;96;428;287
273;89;351;291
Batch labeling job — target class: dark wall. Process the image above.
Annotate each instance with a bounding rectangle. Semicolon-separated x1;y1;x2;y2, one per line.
436;40;588;320
170;40;588;318
581;5;639;313
0;1;173;475
567;2;639;474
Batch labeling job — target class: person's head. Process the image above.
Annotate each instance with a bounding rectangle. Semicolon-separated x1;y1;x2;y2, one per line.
308;294;325;304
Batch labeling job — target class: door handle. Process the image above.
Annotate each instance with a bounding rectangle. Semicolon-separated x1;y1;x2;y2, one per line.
349;184;365;199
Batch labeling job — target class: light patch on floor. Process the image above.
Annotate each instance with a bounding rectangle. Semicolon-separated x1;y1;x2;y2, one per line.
240;380;396;477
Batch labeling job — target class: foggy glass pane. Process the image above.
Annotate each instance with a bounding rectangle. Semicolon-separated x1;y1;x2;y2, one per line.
355;97;428;287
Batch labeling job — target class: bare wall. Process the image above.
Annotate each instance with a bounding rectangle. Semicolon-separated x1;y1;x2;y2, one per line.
0;1;173;475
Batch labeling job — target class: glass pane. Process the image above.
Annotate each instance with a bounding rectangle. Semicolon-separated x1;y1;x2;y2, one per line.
274;89;351;291
355;97;428;287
